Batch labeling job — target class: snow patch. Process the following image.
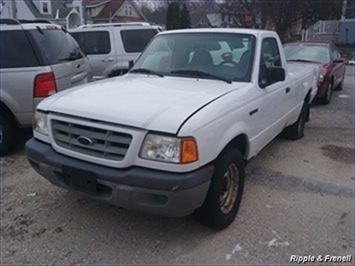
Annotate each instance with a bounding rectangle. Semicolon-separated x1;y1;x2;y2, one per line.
267;230;290;248
225;243;243;261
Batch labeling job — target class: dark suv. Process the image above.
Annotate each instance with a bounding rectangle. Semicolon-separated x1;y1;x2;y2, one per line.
0;19;92;155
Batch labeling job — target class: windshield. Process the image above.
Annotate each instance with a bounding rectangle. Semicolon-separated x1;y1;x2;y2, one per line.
131;33;256;82
284;44;330;64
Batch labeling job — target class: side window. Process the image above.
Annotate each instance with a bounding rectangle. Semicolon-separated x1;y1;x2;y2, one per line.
0;30;39;68
71;31;111;55
259;37;282;86
120;29;158;53
330;45;341;60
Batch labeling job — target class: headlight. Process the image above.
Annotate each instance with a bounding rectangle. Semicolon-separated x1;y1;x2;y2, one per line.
33;111;49;136
140;134;198;164
319;74;325;83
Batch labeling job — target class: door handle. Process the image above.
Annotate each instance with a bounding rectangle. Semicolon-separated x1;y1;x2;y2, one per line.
102;58;114;62
285;87;291;94
249;109;258;116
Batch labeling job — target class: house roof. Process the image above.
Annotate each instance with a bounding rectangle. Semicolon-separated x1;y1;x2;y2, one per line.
96;0;125;19
24;0;75;19
83;0;110;8
94;0;146;21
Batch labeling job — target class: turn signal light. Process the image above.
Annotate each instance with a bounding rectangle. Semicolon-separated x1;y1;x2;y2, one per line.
181;138;199;164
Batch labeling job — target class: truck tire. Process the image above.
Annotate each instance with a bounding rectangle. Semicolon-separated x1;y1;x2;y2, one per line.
335;79;344;91
195;148;245;230
319;81;333;105
283;103;307;140
0;115;18;156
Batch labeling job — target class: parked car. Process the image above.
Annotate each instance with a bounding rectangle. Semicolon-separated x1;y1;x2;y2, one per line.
26;29;318;229
0;19;91;156
284;42;346;105
70;23;160;80
348;58;355;65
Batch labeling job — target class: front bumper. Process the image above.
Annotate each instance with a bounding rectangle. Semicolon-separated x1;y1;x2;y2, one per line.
25;138;214;217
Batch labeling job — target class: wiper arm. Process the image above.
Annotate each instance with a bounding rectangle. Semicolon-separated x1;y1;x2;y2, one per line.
171;70;232;84
58;55;82;62
287;59;317;63
130;68;164;78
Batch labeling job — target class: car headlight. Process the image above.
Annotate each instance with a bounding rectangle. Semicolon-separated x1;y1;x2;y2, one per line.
33;111;49;136
140;134;198;164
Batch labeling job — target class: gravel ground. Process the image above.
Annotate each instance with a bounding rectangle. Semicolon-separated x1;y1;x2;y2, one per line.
1;66;354;265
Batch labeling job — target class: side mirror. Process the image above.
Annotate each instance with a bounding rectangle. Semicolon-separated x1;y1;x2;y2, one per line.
128;60;134;69
260;67;286;88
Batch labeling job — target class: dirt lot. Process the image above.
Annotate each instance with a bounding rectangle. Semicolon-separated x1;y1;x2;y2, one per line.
1;67;354;265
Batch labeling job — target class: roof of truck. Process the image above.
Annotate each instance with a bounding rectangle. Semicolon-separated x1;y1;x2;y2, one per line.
159;28;274;36
284;41;332;47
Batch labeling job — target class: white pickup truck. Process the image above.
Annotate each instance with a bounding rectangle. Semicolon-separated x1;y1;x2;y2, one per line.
26;29;318;229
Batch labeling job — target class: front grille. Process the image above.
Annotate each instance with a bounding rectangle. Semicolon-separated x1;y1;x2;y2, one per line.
51;120;132;161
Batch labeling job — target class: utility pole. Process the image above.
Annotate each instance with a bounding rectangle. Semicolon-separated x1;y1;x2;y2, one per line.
11;0;17;19
341;0;347;21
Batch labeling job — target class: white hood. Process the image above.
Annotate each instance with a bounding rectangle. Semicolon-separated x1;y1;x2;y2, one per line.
39;74;238;133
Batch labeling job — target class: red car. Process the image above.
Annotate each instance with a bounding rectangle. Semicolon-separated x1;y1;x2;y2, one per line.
284;42;346;105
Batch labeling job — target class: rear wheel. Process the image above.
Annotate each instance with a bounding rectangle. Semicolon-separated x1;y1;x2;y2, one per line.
0;115;18;156
319;81;333;105
335;78;344;91
283;103;307;140
195;148;245;230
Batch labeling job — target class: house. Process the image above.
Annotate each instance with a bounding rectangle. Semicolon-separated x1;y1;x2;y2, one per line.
0;0;84;29
84;0;147;24
190;1;254;29
303;0;354;44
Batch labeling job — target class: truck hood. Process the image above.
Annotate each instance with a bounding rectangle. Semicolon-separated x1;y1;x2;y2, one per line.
39;74;238;133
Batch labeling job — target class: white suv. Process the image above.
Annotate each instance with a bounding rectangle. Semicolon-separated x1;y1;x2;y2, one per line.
70;23;161;80
0;19;91;156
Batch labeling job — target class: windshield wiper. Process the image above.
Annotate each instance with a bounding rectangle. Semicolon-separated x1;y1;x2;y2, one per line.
287;59;318;63
170;70;232;84
58;55;82;62
130;68;164;78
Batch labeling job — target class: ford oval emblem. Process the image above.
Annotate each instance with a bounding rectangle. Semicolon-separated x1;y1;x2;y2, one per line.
77;136;93;146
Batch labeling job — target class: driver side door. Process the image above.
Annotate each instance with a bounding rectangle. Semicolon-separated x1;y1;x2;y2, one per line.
248;37;290;156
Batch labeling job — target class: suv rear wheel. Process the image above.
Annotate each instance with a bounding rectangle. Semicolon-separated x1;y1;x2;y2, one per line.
0;116;18;156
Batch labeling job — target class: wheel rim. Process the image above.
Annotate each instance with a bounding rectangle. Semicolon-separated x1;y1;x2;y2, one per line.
219;163;239;214
0;129;3;144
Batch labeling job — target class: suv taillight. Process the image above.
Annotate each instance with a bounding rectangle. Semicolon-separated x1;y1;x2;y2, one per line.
34;72;57;98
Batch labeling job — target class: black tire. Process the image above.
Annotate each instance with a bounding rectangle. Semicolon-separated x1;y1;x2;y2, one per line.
335;79;344;91
283;103;307;140
319;81;333;105
195;148;245;230
0;115;18;156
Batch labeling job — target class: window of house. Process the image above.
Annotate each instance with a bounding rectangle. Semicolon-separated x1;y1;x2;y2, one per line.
42;2;49;14
128;6;133;16
124;6;129;16
87;8;92;17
